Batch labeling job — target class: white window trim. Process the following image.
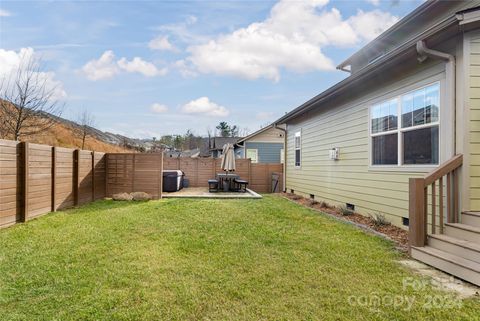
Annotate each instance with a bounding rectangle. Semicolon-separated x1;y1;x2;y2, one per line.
368;80;445;171
246;148;258;163
294;131;301;168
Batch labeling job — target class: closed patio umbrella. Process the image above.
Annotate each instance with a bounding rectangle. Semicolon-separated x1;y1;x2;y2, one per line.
220;143;236;191
221;143;236;172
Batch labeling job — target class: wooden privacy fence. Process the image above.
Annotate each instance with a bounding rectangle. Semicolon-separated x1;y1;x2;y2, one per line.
0;139;106;228
105;156;283;195
1;138;284;229
106;153;164;199
163;157;282;193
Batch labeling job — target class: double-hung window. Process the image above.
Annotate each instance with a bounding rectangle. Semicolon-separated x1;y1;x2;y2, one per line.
371;82;440;166
294;131;301;167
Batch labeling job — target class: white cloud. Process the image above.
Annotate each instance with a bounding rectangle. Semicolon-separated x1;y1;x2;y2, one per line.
0;47;66;99
181;97;229;117
0;9;11;17
150;103;168;113
148;35;177;51
118;57;167;77
82;51;167;80
174;59;197;78
365;0;380;5
184;0;398;81
82;50;119;81
348;9;397;41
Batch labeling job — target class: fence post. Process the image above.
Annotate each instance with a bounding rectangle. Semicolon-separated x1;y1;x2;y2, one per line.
159;153;163;199
51;146;56;212
92;151;95;201
105;154;109;198
132;153;136;193
409;178;427;251
73;149;80;206
21;142;29;222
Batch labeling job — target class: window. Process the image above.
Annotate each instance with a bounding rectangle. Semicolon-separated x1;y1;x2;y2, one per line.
370;82;440;166
294;131;301;167
246;149;258;163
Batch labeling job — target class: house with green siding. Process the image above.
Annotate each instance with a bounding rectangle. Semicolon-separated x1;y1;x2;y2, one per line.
237;126;285;163
274;1;480;285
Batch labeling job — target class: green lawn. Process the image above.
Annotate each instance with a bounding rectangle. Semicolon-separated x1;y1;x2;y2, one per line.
0;196;479;320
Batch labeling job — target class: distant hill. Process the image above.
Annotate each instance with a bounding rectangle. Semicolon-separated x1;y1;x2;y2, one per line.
1;109;145;153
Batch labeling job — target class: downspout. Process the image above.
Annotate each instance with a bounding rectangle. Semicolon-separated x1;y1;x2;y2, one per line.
273;124;287;192
416;40;459;212
416;40;456;154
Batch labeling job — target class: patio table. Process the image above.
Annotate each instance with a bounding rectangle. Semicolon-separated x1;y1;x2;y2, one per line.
216;173;240;192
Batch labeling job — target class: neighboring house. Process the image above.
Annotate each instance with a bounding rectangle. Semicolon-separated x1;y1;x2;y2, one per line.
164;148;200;158
274;1;480;285
237;125;285;163
200;137;244;158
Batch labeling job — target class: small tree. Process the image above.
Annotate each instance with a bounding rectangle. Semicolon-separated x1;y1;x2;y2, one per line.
0;54;63;140
216;121;230;137
77;109;95;150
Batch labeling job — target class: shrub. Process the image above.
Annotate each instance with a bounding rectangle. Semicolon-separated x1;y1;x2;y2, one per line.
370;213;390;227
318;201;331;209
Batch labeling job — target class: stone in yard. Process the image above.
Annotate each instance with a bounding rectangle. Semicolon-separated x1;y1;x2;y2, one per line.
131;192;152;201
112;192;133;201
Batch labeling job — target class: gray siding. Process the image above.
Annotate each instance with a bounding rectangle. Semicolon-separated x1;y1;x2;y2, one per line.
245;142;283;163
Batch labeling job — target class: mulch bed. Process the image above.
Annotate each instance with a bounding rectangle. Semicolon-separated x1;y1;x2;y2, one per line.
281;193;409;252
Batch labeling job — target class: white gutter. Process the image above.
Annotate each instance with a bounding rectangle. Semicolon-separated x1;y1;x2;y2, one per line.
416;40;456;153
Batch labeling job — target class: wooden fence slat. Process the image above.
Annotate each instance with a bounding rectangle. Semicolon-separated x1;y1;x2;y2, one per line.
92;151;95;202
73;149;80;206
22;142;29;222
52;147;56;212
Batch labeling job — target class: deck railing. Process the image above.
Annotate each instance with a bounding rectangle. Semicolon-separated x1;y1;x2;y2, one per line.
409;154;463;250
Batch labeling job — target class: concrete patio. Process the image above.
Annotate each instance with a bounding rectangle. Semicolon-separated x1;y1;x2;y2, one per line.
163;187;262;199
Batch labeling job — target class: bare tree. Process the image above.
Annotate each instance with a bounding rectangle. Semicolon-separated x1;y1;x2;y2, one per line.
77;109;95;150
0;54;64;140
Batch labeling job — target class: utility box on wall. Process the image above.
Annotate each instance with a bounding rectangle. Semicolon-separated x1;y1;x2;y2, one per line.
329;148;339;160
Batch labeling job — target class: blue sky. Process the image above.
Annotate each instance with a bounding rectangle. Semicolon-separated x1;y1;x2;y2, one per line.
0;0;423;138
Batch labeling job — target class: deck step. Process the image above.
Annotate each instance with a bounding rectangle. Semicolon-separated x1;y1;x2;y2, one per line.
444;223;480;243
428;234;480;263
462;211;480;228
411;246;480;286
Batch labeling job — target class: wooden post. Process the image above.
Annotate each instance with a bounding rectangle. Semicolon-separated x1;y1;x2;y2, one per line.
21;142;29;222
51;147;57;212
447;172;452;222
439;176;444;234
105;154;109;198
453;169;459;223
132;153;136;193
73;149;80;206
92;151;95;201
160;153;163;199
431;181;436;234
409;178;427;251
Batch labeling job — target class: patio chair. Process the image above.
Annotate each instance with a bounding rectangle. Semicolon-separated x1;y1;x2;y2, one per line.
208;179;219;192
233;178;248;193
